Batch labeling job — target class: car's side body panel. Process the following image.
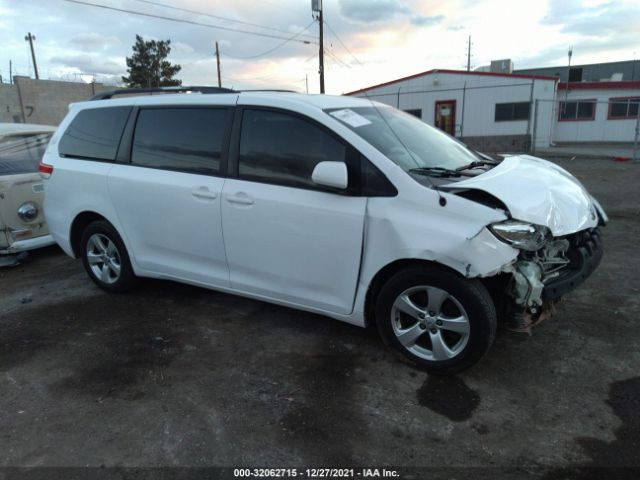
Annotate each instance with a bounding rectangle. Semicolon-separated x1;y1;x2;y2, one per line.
0;173;50;248
107;164;230;288
222;178;367;315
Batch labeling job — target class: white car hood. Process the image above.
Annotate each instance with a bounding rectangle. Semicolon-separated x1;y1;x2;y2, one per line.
443;155;598;236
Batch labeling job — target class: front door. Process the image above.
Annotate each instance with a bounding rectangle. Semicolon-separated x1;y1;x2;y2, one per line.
221;108;366;315
435;100;456;136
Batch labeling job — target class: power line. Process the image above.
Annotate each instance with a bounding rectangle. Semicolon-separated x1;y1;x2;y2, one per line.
221;21;315;60
130;0;317;42
323;21;364;67
61;0;318;45
324;49;352;69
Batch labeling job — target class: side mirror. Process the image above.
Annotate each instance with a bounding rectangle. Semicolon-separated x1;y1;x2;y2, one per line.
311;161;348;190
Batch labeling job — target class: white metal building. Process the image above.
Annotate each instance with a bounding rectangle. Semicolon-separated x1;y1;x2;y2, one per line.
346;69;558;151
551;81;640;144
346;69;640;151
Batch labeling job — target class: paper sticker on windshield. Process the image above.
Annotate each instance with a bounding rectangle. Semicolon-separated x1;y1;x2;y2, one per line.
329;109;371;128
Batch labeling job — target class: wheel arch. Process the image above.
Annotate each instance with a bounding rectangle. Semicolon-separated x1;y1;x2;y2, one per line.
69;211;111;258
364;258;466;328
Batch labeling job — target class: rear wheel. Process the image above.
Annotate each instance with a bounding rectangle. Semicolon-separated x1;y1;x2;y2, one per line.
375;265;496;374
80;220;137;293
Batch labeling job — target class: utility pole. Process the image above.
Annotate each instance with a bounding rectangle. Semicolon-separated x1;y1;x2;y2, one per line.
25;32;39;80
312;0;324;93
9;60;12;84
215;41;222;87
466;35;471;72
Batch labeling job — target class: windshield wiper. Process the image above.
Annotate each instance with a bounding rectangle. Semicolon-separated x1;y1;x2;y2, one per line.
408;167;463;178
455;159;499;172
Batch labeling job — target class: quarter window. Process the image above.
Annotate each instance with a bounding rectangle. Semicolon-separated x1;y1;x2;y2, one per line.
131;108;231;175
494;102;530;122
558;100;596;121
59;106;131;161
608;98;640;119
238;109;347;189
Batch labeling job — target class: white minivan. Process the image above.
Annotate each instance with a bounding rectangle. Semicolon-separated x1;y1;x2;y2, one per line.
41;87;606;373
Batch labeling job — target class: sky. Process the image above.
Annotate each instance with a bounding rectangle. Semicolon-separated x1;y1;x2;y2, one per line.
0;0;638;94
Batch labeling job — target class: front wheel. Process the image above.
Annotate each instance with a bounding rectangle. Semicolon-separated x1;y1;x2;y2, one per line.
375;266;497;374
80;220;137;293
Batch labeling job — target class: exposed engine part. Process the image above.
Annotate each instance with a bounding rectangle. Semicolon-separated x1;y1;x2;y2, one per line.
506;238;571;308
506;300;560;333
510;260;545;308
535;239;570;279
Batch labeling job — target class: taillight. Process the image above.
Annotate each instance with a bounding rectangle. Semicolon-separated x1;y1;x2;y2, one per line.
39;162;54;178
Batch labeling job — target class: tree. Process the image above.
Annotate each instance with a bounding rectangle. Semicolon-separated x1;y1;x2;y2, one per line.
122;35;182;88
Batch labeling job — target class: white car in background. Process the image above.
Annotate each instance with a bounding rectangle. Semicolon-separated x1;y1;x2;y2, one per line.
0;123;56;265
40;88;606;373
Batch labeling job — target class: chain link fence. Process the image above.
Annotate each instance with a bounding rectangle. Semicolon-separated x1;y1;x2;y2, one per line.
532;98;640;161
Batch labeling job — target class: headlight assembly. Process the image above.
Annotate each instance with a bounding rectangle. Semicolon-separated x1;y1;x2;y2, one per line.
490;220;550;251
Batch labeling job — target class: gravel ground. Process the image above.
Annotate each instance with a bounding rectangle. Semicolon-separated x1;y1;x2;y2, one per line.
1;157;639;478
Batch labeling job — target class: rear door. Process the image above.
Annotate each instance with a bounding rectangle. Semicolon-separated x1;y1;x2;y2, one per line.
221;107;366;314
0;133;52;246
108;105;233;287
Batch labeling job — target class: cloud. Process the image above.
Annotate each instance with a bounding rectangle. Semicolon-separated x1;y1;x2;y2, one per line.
69;33;120;51
338;0;410;23
50;54;124;75
542;0;639;36
410;14;445;27
172;41;195;54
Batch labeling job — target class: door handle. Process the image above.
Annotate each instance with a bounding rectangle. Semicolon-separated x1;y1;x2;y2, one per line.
192;187;217;200
226;193;254;206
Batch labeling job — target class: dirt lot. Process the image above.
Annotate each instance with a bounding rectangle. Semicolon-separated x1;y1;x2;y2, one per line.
1;158;639;477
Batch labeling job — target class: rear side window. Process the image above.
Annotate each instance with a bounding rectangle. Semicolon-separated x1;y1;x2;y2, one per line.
59;106;131;161
0;133;52;175
131;108;231;175
239;109;347;189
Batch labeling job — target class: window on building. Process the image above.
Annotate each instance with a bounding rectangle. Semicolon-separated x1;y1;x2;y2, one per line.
568;67;583;82
403;109;422;119
494;102;530;122
558;100;596;121
239;109;347;190
59;106;131;161
131;108;231;175
608;97;640;119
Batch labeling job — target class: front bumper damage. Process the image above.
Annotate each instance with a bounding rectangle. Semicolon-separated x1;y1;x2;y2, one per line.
503;228;603;332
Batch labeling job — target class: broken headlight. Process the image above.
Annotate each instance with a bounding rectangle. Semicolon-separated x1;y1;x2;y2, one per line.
490;220;550;251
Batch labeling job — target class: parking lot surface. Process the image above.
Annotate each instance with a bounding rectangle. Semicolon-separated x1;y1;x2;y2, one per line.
1;158;639;476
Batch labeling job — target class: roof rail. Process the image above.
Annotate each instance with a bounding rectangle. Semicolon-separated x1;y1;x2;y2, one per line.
238;89;298;93
90;86;237;101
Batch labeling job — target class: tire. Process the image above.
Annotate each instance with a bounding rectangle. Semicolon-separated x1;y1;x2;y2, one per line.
375;265;496;375
80;220;137;293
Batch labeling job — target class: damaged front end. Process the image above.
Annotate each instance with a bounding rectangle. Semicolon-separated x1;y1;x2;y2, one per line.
500;228;604;332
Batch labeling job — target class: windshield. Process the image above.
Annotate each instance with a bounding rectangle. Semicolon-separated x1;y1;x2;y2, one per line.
325;106;479;172
0;133;52;175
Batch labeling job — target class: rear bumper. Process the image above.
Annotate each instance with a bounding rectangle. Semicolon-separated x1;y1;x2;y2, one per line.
542;228;603;301
0;234;56;254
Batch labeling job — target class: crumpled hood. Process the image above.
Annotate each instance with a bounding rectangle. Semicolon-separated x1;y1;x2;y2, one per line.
443;154;598;236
